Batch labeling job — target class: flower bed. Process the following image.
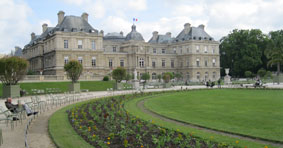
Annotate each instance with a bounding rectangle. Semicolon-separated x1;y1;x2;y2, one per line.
68;92;232;148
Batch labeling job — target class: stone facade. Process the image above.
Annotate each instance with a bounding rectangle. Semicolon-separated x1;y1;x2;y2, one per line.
23;11;220;82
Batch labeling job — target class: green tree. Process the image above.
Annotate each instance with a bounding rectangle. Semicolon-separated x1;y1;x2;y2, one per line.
112;67;126;83
162;72;173;83
157;74;162;82
0;56;28;85
244;71;253;78
141;73;150;88
257;68;266;78
174;73;182;81
64;60;83;83
220;29;269;77
265;30;283;84
125;74;132;82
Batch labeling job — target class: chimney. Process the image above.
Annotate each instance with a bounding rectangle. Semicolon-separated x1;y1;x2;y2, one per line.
198;24;205;30
184;23;191;34
152;31;158;40
81;12;89;22
57;11;65;24
42;23;48;33
100;30;104;36
120;31;123;36
31;32;35;40
166;32;171;38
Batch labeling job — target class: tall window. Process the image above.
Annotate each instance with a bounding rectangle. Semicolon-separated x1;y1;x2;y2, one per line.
196;45;200;52
196;58;200;67
153;48;156;54
152;61;156;68
139;58;144;67
186;72;190;80
212;59;216;67
78;40;83;49
180;62;183;67
197;72;200;80
212;48;215;54
171;59;174;68
64;56;69;65
162;49;166;54
78;57;83;64
213;72;216;79
109;59;113;68
205;60;208;67
162;59;166;67
113;46;116;52
120;59;124;67
173;48;176;54
187;60;190;67
205;72;209;80
64;40;68;49
204;46;208;53
92;57;96;67
91;40;96;50
152;73;157;79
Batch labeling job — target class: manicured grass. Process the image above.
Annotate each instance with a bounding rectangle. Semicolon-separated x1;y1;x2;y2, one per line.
49;100;95;148
124;94;275;148
144;89;283;142
0;81;114;97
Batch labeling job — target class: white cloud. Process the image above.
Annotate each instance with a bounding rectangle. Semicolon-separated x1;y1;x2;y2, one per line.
128;0;147;11
0;0;33;54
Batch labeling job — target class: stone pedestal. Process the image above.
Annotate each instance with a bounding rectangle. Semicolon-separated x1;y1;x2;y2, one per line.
133;81;140;89
2;85;20;98
69;82;80;93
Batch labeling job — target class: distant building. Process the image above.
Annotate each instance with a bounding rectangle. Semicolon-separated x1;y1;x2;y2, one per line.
14;46;23;57
23;11;220;82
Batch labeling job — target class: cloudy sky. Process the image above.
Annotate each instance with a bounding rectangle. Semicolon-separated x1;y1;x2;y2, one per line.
1;0;283;54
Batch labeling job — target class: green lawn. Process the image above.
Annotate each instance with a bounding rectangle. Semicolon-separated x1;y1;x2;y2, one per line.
0;81;114;97
144;89;283;142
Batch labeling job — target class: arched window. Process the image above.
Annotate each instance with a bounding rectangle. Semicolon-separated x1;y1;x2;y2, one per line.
197;72;200;80
196;58;200;67
205;72;209;80
152;73;157;79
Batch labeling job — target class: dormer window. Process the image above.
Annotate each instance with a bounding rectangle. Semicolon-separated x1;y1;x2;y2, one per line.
199;37;202;40
72;28;77;32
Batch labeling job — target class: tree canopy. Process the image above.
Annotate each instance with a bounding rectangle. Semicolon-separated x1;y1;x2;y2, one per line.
0;56;28;85
64;60;83;83
112;67;126;83
220;29;269;77
162;72;173;83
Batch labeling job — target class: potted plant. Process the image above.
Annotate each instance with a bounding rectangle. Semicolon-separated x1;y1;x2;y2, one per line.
64;60;83;92
0;56;28;98
162;72;173;88
112;67;126;90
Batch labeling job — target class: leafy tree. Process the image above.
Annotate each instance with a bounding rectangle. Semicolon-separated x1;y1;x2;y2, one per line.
257;68;266;78
265;30;283;84
0;56;28;85
64;60;83;83
244;71;253;78
141;73;150;88
174;73;182;81
220;29;269;77
112;67;126;83
125;74;132;82
162;72;173;83
157;74;162;82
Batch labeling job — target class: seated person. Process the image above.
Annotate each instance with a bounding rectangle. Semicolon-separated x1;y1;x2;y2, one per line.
5;98;38;117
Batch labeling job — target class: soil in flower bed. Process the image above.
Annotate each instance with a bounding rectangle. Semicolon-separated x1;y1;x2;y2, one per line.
68;92;233;148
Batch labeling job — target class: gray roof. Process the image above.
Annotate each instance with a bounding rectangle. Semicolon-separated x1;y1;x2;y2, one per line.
14;47;23;57
175;27;213;42
104;32;125;41
125;25;144;41
148;34;173;44
54;16;98;33
25;15;98;47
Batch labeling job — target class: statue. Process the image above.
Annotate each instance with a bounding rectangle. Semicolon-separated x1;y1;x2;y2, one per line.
224;68;231;85
134;69;137;81
133;68;140;89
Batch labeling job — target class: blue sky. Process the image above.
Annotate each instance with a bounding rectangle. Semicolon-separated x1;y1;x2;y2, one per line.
1;0;283;54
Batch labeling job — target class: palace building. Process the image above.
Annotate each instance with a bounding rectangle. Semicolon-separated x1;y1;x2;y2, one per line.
23;11;220;82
